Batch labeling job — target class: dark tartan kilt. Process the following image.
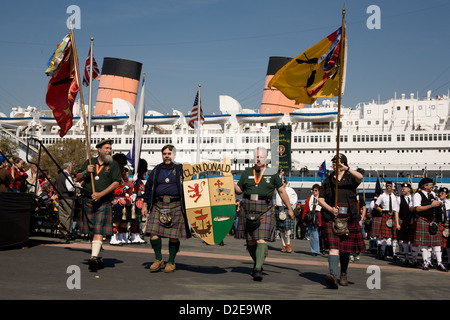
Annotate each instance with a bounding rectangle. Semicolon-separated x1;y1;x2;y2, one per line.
322;218;366;254
369;216;382;238
413;217;441;247
379;213;397;240
80;198;113;236
145;200;188;239
235;198;276;242
275;207;294;231
397;219;416;242
440;223;449;248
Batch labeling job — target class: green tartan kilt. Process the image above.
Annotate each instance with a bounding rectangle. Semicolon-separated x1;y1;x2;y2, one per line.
275;206;294;231
235;198;276;242
145;200;188;239
80;198;113;236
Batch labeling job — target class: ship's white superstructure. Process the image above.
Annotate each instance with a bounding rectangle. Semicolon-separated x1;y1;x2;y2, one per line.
1;92;449;196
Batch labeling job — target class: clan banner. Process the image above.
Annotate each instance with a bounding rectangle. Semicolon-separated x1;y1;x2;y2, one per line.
182;159;235;245
270;124;292;174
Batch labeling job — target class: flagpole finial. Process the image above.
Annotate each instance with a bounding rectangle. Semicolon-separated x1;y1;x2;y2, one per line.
91;37;94;41
198;84;202;88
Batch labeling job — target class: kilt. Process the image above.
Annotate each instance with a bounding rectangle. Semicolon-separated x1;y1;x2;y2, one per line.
413;216;441;247
379;212;397;240
235;198;276;242
369;216;382;238
275;206;294;231
145;200;188;239
440;223;449;248
322;217;366;254
397;219;416;242
79;198;114;236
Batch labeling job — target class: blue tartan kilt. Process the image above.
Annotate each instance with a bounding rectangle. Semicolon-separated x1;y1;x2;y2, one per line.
80;198;113;236
322;218;366;254
275;207;294;231
235;198;276;242
145;200;188;239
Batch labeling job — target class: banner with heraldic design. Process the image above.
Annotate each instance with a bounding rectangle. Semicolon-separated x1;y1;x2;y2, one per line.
182;159;235;245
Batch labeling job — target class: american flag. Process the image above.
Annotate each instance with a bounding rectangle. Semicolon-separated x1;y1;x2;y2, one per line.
188;90;204;129
82;47;100;86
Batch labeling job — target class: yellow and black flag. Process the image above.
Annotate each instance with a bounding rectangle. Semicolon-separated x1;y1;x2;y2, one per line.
268;24;346;105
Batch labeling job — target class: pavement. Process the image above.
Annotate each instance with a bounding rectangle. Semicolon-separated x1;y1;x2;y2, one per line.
1;232;449;306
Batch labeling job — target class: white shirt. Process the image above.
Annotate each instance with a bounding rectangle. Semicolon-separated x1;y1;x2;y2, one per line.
64;170;75;192
413;190;436;208
275;186;298;208
376;192;399;212
397;194;413;208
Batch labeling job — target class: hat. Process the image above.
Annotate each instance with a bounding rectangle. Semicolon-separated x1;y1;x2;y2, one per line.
401;183;412;189
96;139;113;148
331;153;348;165
385;181;393;186
419;177;433;188
438;187;449;194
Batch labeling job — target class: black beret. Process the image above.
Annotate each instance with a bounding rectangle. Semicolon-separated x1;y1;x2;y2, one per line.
96;139;113;148
419;177;433;188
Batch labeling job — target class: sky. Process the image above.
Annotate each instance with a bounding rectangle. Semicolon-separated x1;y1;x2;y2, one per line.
0;0;450;117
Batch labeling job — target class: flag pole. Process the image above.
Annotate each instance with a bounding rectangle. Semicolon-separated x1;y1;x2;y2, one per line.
196;83;201;164
334;5;346;207
87;37;94;144
69;23;95;192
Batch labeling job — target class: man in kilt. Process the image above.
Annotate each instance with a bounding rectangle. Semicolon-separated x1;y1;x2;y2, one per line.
318;153;365;289
396;183;417;266
275;176;298;253
141;145;191;273
413;178;448;272
437;187;450;268
374;181;400;260
234;147;294;281
77;139;121;271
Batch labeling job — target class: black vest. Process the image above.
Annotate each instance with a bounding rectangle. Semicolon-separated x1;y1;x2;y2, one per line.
418;191;438;222
399;195;412;222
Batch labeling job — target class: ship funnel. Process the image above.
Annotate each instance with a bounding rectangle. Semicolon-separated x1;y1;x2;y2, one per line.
260;56;305;114
94;57;143;116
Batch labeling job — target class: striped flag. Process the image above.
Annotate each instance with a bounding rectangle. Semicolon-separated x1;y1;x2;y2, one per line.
82;47;100;86
188;90;204;129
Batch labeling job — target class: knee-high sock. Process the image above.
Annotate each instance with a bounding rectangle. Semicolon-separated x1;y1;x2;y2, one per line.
255;243;267;269
285;230;291;245
328;254;339;276
402;242;410;260
247;243;257;263
280;231;286;246
420;246;429;265
91;240;102;258
150;238;163;260
340;253;350;274
168;241;180;264
433;246;442;264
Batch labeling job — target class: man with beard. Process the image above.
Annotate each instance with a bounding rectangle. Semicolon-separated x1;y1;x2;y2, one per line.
77;139;121;271
142;145;191;273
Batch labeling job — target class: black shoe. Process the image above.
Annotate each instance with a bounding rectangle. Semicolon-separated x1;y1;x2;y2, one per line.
252;268;263;281
325;273;339;289
88;256;104;271
403;260;410;266
437;263;449;272
422;263;429;271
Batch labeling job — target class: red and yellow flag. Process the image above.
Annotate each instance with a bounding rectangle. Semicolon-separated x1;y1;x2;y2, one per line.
268;25;346;105
45;34;79;137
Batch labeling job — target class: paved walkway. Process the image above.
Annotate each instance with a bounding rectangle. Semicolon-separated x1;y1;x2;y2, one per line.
1;234;449;304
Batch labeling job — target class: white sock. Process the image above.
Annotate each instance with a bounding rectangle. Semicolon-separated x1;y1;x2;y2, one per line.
280;231;286;246
285;230;291;245
402;243;410;260
91;240;102;258
433;246;442;264
421;246;429;265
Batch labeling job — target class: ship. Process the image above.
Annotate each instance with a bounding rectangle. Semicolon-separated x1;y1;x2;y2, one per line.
0;57;449;199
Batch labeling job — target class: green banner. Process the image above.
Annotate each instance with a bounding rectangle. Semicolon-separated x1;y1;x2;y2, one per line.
270;124;292;174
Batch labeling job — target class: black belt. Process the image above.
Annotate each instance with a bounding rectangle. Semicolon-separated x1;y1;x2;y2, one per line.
156;195;180;202
243;194;272;201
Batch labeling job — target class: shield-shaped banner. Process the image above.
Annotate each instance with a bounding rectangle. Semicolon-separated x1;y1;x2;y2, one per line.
183;159;235;245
